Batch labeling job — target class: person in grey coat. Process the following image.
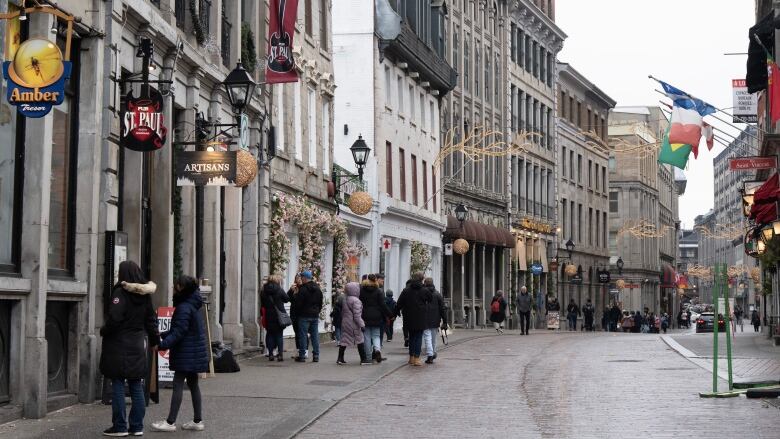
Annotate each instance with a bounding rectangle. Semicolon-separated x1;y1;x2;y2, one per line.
337;282;370;365
516;286;532;335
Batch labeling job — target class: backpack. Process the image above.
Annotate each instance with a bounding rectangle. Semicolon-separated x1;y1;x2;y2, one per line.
491;299;501;313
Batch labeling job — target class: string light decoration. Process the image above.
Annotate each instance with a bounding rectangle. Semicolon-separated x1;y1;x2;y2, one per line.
580;124;662;158
347;191;373;215
453;238;470;255
616;279;626;290
434;125;541;168
750;267;761;284
234;150;258;187
687;265;712;280
617;219;672;240
727;264;748;279
695;223;744;241
565;264;578;277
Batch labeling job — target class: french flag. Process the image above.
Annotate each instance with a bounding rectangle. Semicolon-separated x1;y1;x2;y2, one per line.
660;81;716;148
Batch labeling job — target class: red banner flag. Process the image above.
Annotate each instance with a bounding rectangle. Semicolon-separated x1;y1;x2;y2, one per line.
266;0;299;84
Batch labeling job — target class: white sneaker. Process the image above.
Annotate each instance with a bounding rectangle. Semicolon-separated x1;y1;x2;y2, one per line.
150;421;176;432
182;421;205;431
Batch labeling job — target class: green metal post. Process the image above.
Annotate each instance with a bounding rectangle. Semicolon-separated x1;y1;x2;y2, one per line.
723;263;734;390
712;265;720;393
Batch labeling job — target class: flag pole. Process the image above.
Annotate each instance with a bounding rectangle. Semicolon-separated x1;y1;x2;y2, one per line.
649;75;767;132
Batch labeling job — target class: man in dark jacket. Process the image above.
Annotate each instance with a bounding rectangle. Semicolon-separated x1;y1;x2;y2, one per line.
566;299;580;331
294;271;324;362
360;274;392;363
582;298;595;331
609;303;622;332
516;286;532;335
396;272;428;366
382;289;396;343
422;278;447;364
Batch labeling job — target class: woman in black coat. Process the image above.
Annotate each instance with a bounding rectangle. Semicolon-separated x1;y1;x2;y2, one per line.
100;261;158;437
359;274;392;362
152;275;209;433
489;290;507;334
261;274;290;361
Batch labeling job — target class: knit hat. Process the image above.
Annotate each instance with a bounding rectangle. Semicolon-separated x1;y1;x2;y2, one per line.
301;270;313;280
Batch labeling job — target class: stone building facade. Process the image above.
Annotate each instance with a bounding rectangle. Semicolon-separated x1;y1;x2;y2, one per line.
608;107;676;314
695;210;717;304
0;0;336;422
332;0;454;298
555;62;614;326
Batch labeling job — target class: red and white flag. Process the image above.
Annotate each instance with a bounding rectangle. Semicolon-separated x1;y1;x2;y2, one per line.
702;122;714;150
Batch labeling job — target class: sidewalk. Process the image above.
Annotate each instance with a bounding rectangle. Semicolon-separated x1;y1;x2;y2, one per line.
0;329;489;439
663;327;780;387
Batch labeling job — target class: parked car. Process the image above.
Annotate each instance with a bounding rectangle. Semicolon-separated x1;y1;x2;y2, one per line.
695;312;726;333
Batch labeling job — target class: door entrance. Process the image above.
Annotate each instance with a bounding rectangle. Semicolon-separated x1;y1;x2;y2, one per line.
45;301;71;395
0;300;11;404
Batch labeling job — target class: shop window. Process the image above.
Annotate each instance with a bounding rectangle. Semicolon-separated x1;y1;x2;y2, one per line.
49;34;80;275
46;301;72;394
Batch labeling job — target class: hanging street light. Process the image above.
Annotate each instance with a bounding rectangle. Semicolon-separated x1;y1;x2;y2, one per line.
223;60;256;114
349;135;371;181
616;256;624;275
455;202;469;224
565;239;575;259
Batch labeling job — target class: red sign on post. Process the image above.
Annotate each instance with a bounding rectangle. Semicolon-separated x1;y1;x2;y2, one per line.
729;156;777;171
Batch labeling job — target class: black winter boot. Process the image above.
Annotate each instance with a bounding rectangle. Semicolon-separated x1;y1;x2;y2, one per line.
357;343;372;365
337;346;347;365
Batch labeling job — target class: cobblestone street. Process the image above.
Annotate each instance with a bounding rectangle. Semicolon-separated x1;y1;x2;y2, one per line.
2;330;778;439
299;331;779;439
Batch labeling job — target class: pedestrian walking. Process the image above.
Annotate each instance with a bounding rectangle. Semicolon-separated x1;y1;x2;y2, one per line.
100;261;159;437
396;273;428;366
337;282;370;365
601;307;609;331
609;303;621;332
294;271;324;363
566;299;580;331
330;289;345;344
661;313;670;334
582;299;595;331
516;286;532;335
383;290;397;342
632;311;643;333
359;274;392;363
751;309;761;332
151;275;209;433
490;291;507;334
423;278;447;364
288;275;304;358
260;274;290;361
734;304;744;332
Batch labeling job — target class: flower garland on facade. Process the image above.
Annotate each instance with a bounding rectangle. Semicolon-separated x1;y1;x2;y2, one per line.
269;193;356;294
410;241;432;274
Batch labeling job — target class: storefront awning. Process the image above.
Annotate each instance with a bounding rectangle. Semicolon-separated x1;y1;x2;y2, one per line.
660;263;677;288
445;216;515;248
515;238;527;271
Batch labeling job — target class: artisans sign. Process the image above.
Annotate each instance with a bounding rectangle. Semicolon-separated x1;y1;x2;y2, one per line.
728;156;777;171
121;90;168;151
175;151;237;186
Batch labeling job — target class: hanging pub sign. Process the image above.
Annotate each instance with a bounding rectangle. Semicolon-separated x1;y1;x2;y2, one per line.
530;263;543;276
176;151;237;186
121;90;168;151
0;5;76;118
598;270;611;284
265;0;299;84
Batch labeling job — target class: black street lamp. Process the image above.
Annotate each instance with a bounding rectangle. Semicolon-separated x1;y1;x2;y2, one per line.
565;239;575;258
616;257;624;275
455;203;468;225
223;61;256;114
350;135;371;181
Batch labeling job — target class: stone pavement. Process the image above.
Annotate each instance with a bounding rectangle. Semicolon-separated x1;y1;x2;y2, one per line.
665;324;780;385
298;331;779;439
0;329;482;439
2;329;778;438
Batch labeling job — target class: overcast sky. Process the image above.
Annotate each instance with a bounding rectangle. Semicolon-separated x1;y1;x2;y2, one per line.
556;0;755;229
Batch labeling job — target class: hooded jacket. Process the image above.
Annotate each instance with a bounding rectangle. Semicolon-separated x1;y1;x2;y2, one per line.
339;283;365;347
424;285;447;329
395;280;428;331
159;288;209;373
99;281;159;380
359;281;392;327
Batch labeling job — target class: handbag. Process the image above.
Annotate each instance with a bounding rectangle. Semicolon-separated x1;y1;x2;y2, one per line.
276;306;292;328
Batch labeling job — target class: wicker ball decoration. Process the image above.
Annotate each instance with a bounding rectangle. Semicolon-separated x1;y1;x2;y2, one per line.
234;150;258;187
453;238;470;255
677;287;685;296
565;264;577;277
348;191;373;215
616;279;626;290
750;267;761;284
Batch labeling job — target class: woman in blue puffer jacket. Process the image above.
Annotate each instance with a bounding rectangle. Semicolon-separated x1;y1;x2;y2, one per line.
151;275;209;433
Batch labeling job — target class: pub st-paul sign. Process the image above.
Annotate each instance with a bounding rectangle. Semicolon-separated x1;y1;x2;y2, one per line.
121;90;168;152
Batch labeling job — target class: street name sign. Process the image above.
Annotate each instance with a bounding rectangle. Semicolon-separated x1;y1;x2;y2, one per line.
729;156;777;171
